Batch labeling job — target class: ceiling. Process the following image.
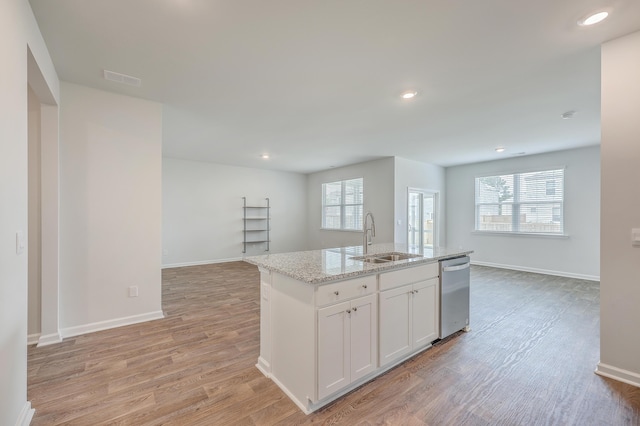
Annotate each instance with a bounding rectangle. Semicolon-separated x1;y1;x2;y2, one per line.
29;0;640;174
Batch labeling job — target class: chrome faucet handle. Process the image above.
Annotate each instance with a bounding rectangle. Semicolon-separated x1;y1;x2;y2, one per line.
363;211;376;252
369;213;376;237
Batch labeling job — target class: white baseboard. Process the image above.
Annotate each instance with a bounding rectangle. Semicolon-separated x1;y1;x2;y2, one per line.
595;362;640;388
27;333;40;346
15;401;34;426
60;310;165;339
37;332;63;347
471;260;600;282
256;357;271;377
162;257;243;269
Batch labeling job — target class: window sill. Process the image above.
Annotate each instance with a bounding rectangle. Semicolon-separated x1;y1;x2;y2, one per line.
471;230;569;239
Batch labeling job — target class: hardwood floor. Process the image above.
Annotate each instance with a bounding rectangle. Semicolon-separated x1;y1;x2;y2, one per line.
28;262;640;425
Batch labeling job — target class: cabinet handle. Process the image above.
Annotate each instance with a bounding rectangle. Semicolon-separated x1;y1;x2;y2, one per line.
414;289;419;293
334;291;339;296
353;306;358;312
362;284;367;289
346;309;351;314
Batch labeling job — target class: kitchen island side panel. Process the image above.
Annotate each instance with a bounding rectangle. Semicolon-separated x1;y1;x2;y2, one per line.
270;273;317;407
257;269;272;374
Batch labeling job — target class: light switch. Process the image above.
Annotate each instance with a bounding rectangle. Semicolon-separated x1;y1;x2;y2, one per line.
16;230;25;255
632;228;640;246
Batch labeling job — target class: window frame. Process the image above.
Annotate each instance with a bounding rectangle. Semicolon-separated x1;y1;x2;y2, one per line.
474;167;566;236
321;177;364;231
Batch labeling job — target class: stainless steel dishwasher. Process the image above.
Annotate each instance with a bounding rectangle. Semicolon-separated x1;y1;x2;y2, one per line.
440;256;471;339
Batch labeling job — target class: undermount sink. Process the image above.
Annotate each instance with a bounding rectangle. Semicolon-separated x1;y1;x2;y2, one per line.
361;257;391;263
353;252;422;263
375;253;421;261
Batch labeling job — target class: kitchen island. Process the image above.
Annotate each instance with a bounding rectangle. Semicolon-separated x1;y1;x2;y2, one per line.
245;243;472;414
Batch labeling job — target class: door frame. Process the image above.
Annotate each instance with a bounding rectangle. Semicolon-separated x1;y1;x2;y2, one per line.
27;47;61;347
406;187;439;250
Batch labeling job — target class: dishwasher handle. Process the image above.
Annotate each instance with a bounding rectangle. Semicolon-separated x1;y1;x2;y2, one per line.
442;262;470;272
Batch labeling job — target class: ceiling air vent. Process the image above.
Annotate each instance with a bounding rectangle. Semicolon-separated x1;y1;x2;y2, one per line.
103;70;141;87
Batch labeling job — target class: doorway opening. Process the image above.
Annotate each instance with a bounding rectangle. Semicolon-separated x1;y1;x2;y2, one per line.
408;189;438;250
27;46;60;347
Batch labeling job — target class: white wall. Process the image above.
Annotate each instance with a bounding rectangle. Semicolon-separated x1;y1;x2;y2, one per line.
0;1;59;424
597;30;640;387
307;157;395;249
59;82;163;335
162;157;308;266
393;157;446;246
446;146;600;280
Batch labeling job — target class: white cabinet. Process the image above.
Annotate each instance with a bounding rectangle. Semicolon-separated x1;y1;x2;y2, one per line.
258;260;443;413
349;295;377;381
379;265;439;367
317;293;377;400
379;284;412;364
411;278;439;347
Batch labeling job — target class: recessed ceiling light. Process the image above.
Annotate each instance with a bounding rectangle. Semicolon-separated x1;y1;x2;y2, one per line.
579;11;609;26
495;147;506;153
261;154;270;159
561;110;577;119
401;91;417;99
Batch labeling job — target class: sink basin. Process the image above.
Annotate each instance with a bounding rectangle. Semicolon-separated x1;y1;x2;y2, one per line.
352;252;422;263
361;257;391;263
375;253;422;261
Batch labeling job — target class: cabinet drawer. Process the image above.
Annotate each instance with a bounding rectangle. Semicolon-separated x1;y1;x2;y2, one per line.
379;263;439;291
316;275;377;306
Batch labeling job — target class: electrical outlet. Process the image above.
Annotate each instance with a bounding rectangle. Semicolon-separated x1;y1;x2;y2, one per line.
128;286;139;297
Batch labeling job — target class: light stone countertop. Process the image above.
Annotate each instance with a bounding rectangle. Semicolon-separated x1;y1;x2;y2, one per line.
244;243;473;284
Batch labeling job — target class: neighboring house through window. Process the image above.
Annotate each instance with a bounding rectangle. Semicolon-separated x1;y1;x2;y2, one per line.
475;168;565;234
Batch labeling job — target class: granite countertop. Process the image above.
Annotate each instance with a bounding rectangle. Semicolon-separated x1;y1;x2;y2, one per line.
244;243;473;284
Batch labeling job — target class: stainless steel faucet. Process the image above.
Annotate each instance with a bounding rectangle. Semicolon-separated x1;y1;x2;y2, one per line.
363;212;376;254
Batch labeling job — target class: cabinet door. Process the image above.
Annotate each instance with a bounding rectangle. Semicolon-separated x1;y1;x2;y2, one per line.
379;285;412;366
350;294;377;382
317;301;350;400
412;278;439;348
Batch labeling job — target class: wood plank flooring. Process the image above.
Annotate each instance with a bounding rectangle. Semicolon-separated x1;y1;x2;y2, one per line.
28;262;640;425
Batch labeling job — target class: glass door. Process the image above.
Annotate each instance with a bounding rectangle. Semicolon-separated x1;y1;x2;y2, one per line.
408;189;437;250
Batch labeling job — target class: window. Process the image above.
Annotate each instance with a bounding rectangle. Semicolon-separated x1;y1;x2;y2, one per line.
475;168;564;234
546;180;556;196
322;178;363;230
